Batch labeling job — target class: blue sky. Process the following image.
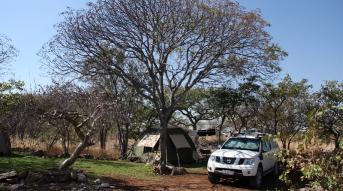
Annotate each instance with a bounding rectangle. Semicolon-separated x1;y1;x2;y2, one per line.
0;0;342;90
237;0;343;89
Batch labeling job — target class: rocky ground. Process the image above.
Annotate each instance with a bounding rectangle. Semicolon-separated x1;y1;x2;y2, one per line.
0;169;116;191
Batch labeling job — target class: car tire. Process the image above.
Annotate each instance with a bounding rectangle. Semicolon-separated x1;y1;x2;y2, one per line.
273;162;279;177
249;166;263;189
208;172;220;184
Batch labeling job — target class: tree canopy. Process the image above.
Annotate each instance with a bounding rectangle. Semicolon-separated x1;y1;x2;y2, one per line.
41;0;286;170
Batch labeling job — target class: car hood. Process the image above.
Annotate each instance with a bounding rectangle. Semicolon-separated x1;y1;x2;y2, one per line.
211;149;258;158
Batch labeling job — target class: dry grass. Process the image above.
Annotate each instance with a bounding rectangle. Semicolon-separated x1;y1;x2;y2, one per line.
10;136;132;160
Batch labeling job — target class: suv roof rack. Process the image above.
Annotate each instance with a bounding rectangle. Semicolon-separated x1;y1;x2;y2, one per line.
234;132;265;139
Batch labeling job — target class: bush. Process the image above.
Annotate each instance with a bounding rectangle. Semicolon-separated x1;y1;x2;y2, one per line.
277;149;343;190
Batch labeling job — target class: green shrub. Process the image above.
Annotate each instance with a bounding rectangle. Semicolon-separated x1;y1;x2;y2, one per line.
277;149;343;190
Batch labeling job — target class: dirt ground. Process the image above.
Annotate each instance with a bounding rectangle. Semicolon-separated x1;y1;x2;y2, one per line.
6;163;284;191
102;170;283;191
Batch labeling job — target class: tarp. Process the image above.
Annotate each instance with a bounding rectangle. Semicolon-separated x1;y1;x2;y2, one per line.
169;134;191;149
137;135;160;148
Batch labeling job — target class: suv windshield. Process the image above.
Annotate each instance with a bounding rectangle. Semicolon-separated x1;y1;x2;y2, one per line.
222;138;260;152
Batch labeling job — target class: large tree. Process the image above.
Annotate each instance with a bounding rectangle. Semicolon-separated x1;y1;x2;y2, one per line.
41;0;285;171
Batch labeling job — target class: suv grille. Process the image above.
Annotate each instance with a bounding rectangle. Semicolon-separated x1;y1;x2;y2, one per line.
215;156;236;164
223;157;235;164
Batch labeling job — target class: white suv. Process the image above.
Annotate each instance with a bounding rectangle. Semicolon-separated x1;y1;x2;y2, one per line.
207;134;279;188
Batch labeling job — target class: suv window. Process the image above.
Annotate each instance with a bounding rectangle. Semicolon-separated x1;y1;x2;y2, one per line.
262;141;271;152
222;138;260;152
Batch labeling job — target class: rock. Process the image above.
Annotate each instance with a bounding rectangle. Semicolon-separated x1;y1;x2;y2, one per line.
70;170;78;180
0;171;17;181
17;171;28;179
6;177;19;184
48;170;71;183
99;183;110;188
77;173;87;182
93;178;101;184
9;183;24;190
25;171;44;184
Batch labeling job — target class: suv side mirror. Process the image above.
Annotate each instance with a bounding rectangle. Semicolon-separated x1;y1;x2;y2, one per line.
216;144;222;149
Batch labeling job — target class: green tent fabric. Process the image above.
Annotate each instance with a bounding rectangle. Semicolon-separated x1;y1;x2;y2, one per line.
133;127;198;165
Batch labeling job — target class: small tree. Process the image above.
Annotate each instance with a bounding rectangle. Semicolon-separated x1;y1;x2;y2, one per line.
0;34;20;155
315;81;343;151
42;83;114;170
0;80;24;155
209;77;260;143
175;88;212;130
258;75;311;149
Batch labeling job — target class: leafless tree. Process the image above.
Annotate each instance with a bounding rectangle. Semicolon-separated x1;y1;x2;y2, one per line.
0;34;18;71
41;0;285;171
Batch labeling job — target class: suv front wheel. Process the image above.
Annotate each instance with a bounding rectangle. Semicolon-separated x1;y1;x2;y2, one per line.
249;166;263;189
208;172;220;184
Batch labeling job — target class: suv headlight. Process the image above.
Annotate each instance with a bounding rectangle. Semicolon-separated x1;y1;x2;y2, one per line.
244;158;255;165
209;155;216;162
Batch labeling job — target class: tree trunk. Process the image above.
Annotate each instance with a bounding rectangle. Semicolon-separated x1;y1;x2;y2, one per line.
192;124;197;131
287;140;291;150
282;140;287;149
274;110;278;135
99;126;108;150
62;135;68;156
59;127;94;170
217;116;226;144
59;141;88;170
119;123;129;159
334;135;341;151
0;129;11;155
160;119;168;172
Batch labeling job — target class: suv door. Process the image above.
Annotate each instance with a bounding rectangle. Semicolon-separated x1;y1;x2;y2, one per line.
269;141;278;166
262;141;273;171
